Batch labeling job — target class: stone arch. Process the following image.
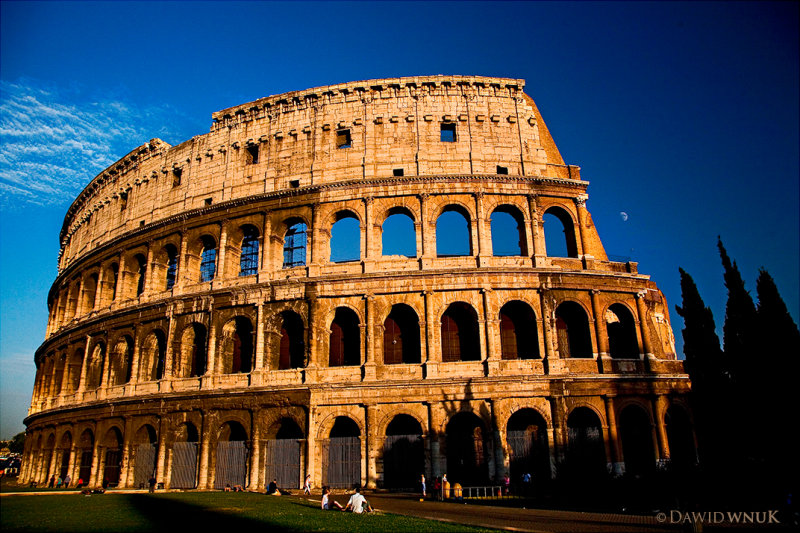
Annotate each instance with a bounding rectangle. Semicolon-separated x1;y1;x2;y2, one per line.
139;329;167;382
506;408;550;484
606;302;639;359
85;341;106;390
153;241;180;292
101;426;123;486
323;416;362;489
619;404;656;476
57;430;73;480
132;423;158;488
555;301;593;358
219;316;254;374
198;235;218;282
176;322;207;378
330;210;361;263
80;270;100;314
383;414;425;489
445;411;490;485
276;310;305;370
213;420;249;490
436;204;472;256
440;302;480;362
328;307;361;367
236;223;261;277
543;205;578;258
381;206;417;258
170;421;200;489
109;335;134;386
491;204;528;256
499;300;540;360
263;417;305;490
76;428;94;486
280;216;309;269
565;406;606;477
382;303;421;364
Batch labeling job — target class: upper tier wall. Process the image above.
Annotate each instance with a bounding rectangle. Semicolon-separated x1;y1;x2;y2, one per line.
58;76;577;271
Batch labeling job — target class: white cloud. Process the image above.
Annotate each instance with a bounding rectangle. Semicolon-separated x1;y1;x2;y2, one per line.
0;79;195;209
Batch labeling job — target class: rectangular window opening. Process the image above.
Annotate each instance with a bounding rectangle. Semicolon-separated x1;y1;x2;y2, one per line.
246;144;259;164
336;129;351;149
172;168;182;187
440;122;456;142
204;198;213;206
393;168;404;177
289;179;301;188
497;165;508;175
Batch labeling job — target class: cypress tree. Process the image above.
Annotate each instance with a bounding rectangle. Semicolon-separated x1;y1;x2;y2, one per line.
675;267;727;467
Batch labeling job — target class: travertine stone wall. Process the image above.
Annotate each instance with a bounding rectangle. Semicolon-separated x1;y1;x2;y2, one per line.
24;76;692;492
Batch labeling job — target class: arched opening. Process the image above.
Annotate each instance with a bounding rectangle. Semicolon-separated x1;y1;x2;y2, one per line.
164;244;178;290
436;206;471;256
221;316;254;374
140;330;167;382
102;427;123;486
86;342;106;390
278;311;305;370
65;349;83;394
77;429;94;486
265;419;304;490
58;432;72;480
177;323;207;378
132;424;158;489
171;423;199;489
566;407;606;477
543;207;578;258
381;209;416;257
665;406;696;470
507;409;550;488
383;415;424;490
329;307;361;367
239;225;260;276
134;254;147;296
81;273;99;313
445;412;489;485
199;236;217;282
499;301;540;360
109;262;119;302
282;219;307;268
555;302;593;358
441;302;480;362
110;336;134;385
606;304;639;359
491;206;527;256
214;422;248;489
619;405;655;476
383;304;421;365
323;417;361;489
52;354;66;396
330;212;361;263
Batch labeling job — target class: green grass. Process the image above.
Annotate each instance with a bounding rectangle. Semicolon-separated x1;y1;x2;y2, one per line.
0;491;500;532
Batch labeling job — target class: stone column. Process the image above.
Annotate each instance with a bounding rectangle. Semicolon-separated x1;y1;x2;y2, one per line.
216;221;229;281
76;336;92;394
176;232;189;290
482;287;499;374
548;396;567;466
604;396;624;476
419;194;434;262
363;294;376;380
156;417;167;486
143;241;155;295
653;395;670;467
254;302;265;371
119;418;133;488
114;254;127;302
89;441;103;487
129;324;142;385
365;404;378;489
528;194;546;267
305;405;318;488
363;197;375;270
197;412;211;489
163;313;175;379
423;290;438;378
248;410;262;491
574;196;590;259
205;306;217;385
474;192;490;263
635;291;655;360
427;403;443;479
591;290;610;360
259;212;271;279
93;267;105;311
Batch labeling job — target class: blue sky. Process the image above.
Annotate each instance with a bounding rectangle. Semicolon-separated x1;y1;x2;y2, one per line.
1;1;797;439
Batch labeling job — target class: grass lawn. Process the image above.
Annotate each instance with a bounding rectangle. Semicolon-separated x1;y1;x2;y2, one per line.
0;491;501;532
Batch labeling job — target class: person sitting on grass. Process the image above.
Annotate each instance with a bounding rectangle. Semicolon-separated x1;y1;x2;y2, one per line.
321;486;344;510
267;479;281;495
343;487;373;513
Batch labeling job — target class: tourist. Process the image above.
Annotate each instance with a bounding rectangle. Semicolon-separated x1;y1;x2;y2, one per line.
522;472;531;496
48;475;55;488
503;474;510;495
56;476;63;488
148;476;157;493
304;474;312;494
433;476;442;500
420;473;426;499
321;486;343;510
267;479;280;495
63;474;71;489
344;487;372;513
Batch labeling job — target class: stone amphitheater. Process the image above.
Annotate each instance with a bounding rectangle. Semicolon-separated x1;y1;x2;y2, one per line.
21;75;694;492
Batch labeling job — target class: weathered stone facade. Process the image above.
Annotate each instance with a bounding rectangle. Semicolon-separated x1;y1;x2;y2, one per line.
23;76;693;491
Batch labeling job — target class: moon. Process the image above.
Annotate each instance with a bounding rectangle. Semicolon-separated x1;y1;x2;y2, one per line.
619;211;629;222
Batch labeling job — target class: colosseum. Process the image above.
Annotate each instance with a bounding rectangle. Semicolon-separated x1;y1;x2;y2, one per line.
21;75;694;492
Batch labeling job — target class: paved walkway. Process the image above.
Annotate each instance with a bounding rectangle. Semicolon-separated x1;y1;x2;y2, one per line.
305;493;683;533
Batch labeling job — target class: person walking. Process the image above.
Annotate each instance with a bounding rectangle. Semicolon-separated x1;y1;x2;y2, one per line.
303;474;312;494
